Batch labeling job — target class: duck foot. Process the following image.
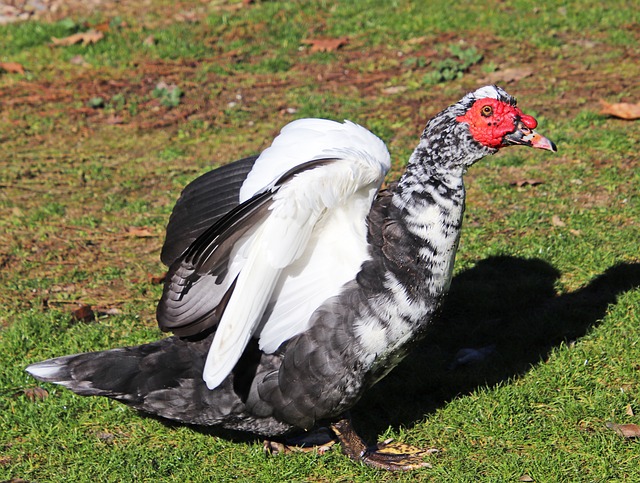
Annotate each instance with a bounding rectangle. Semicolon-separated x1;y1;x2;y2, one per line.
330;417;434;471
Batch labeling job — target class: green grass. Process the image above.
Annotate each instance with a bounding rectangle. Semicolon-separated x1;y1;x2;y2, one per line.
1;0;639;481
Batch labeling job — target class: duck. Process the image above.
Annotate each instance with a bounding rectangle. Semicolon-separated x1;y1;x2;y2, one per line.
26;85;556;471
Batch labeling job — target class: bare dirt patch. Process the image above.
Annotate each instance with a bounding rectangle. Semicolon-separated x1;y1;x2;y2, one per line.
1;4;638;325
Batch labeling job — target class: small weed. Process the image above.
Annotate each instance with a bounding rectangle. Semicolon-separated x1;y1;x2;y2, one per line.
158;146;186;161
88;97;105;109
402;56;429;69
423;44;483;85
109;93;126;111
257;57;293;73
29;202;66;222
128;101;139;116
152;84;183;108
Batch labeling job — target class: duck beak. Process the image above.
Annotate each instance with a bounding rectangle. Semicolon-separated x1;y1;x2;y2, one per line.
503;120;557;152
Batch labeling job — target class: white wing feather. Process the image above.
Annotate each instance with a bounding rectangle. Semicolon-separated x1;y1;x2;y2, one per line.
203;119;390;390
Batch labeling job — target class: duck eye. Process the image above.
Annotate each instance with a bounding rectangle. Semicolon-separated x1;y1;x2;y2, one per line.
481;105;493;117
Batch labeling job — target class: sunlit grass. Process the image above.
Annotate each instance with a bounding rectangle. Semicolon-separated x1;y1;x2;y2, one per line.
1;0;639;481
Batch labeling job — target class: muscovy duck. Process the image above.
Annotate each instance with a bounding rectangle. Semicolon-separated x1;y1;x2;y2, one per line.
26;85;556;471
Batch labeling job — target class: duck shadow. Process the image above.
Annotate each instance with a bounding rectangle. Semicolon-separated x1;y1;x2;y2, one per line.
352;256;640;441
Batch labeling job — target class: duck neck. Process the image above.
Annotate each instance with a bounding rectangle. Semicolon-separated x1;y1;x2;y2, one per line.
390;138;469;294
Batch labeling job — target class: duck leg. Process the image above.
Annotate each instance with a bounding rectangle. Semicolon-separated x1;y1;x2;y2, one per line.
330;417;434;471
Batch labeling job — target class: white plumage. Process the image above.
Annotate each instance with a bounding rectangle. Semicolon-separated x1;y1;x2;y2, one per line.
203;119;391;390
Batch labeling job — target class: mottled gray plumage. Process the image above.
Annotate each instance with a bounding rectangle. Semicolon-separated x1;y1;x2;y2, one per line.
27;86;555;456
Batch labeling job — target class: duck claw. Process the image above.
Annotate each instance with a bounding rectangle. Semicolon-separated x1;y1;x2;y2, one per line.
331;417;435;471
363;441;434;470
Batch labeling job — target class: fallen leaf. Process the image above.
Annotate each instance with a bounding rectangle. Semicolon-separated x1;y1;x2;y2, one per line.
0;62;25;74
143;35;157;46
510;179;544;187
406;36;429;45
125;226;155;238
51;30;104;47
626;405;635;417
93;21;111;33
551;215;566;227
382;86;408;95
599;100;640;120
519;475;535;482
71;304;95;322
301;37;349;53
69;55;88;66
174;10;199;23
606;421;640;439
95;431;116;442
481;67;533;84
24;387;49;402
105;115;125;125
149;272;167;285
96;307;122;316
569;229;582;236
279;107;298;115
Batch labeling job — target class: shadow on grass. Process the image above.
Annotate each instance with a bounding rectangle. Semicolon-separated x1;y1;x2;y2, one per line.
352;256;640;441
144;256;640;446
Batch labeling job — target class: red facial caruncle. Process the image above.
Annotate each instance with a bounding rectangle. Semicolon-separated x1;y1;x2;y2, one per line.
456;98;538;149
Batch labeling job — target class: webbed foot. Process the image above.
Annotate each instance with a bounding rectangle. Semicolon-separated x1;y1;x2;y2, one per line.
331;417;435;471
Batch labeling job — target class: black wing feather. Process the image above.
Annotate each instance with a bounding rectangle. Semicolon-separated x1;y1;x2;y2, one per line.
160;155;258;266
157;190;273;337
157;158;337;338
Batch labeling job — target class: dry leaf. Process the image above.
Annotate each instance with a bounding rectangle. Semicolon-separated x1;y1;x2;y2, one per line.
69;55;89;66
302;37;349;53
0;62;25;74
96;307;122;317
279;107;298;115
24;387;49;402
125;226;155;238
382;86;408;95
149;272;167;285
95;431;116;442
93;21;111;33
599;100;640;120
406;36;429;45
143;35;157;46
626;405;635;417
606;421;640;439
175;10;199;23
71;304;95;322
551;215;566;227
519;475;535;482
481;67;533;84
105;115;125;125
510;179;544;187
51;30;104;47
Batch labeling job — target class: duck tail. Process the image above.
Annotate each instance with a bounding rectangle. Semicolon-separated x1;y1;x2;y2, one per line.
26;346;153;404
